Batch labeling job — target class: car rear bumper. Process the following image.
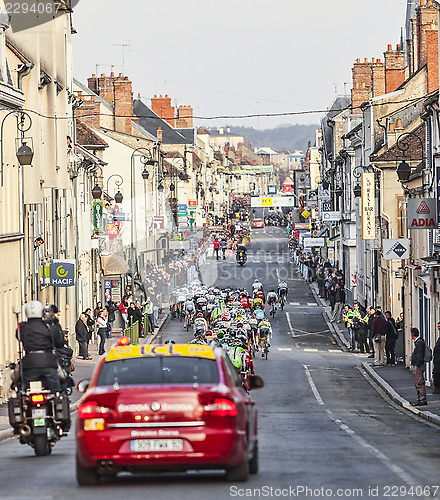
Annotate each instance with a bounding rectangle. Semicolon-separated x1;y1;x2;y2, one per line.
76;425;246;471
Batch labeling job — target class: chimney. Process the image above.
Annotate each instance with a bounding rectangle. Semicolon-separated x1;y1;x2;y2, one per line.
415;0;439;69
176;105;193;128
113;75;134;134
427;29;439;92
384;45;406;93
351;58;373;113
156;127;163;141
151;95;175;127
371;59;386;97
396;118;403;129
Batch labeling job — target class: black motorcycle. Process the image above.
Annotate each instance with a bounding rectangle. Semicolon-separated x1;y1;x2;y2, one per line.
236;251;247;266
8;363;71;456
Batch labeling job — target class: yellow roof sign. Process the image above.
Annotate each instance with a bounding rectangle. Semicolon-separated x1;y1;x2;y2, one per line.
105;343;216;362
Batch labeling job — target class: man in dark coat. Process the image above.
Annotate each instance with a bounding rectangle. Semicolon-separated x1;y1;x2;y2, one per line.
385;311;398;365
106;300;118;339
75;314;91;360
410;328;427;406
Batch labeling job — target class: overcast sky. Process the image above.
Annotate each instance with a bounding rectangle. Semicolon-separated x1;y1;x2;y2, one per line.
72;0;408;129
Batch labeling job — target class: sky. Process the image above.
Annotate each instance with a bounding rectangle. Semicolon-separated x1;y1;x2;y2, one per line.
71;0;408;130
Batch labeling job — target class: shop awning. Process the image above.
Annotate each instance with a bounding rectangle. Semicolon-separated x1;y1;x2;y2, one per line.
101;253;129;276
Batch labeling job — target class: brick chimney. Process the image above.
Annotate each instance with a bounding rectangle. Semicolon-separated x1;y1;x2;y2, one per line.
151;95;175;128
114;74;134;134
371;58;385;97
427;29;439;92
415;0;438;69
351;58;372;113
76;96;100;129
176;105;193;128
384;44;406;93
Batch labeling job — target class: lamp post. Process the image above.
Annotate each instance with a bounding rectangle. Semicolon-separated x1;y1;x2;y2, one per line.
106;173;124;203
396;131;424;184
130;147;158;276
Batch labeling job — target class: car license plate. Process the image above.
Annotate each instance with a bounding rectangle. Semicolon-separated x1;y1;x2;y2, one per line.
32;409;46;418
130;439;183;452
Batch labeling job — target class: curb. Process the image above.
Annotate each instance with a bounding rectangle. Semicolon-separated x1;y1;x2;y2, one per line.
146;313;171;345
360;361;440;427
307;280;350;350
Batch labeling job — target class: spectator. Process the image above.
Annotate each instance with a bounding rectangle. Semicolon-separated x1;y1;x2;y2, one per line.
93;301;102;322
106;300;117;339
220;237;228;260
142;296;155;335
84;307;95;343
119;296;129;328
330;284;345;323
366;306;376;358
97;310;108;356
385;311;398;366
213;237;220;260
432;323;440;395
371;309;387;367
75;314;91;360
410;328;427;406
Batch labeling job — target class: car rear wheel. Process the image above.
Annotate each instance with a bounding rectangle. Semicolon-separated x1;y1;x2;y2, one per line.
76;455;100;486
225;455;249;482
249;441;259;474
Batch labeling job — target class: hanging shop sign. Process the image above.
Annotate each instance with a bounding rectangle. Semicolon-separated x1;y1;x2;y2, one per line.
50;260;76;287
93;202;104;231
383;239;410;260
361;173;375;239
407;198;437;229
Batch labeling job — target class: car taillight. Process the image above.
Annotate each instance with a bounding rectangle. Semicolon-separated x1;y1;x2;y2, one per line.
203;398;237;417
78;401;114;419
31;394;45;404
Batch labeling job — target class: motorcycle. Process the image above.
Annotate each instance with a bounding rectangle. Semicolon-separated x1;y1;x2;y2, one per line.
8;363;71;456
236;251;247;266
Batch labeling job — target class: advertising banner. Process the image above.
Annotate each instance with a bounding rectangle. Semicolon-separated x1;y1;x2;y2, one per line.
303;237;325;248
383;239;410;260
407;198;437;229
361;173;375;239
50;260;76;287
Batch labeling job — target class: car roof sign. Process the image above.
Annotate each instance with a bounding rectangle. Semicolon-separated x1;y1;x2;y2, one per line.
105;343;216;362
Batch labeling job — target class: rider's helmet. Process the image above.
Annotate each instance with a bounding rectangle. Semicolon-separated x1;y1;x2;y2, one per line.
24;300;44;319
253;279;259;283
164;339;176;344
197;312;204;318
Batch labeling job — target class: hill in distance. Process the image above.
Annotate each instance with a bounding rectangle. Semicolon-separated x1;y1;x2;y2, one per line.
205;124;319;153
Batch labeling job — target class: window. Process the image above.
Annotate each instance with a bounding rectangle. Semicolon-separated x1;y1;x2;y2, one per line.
97;356;219;386
396;195;405;238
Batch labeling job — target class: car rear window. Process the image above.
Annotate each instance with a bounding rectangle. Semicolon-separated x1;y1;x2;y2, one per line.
97;356;219;386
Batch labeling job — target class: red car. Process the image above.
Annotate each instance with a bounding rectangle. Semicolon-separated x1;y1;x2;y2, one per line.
251;218;264;228
75;341;264;485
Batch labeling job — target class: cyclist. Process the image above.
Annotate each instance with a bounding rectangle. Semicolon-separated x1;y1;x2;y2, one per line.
251;296;264;311
257;319;272;356
278;280;288;303
184;296;195;328
194;312;208;332
266;289;278;315
251;279;263;297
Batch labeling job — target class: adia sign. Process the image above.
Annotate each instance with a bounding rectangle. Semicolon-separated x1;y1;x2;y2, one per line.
407;199;437;229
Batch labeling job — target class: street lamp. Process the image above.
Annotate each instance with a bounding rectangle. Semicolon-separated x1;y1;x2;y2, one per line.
141;168;149;180
106;173;124;203
91;184;102;199
396;131;424;183
16;141;34;165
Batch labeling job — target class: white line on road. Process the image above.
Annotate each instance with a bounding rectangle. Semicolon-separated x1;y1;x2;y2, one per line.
304;348;319;352
285;312;294;336
307;302;316;306
290;302;300;306
303;365;417;486
328;349;342;352
278;348;292;351
303;365;324;405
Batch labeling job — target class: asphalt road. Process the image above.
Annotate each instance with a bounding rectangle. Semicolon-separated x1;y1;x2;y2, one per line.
1;227;440;500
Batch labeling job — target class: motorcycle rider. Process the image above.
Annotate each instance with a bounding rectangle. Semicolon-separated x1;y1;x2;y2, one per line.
235;243;247;263
18;301;64;393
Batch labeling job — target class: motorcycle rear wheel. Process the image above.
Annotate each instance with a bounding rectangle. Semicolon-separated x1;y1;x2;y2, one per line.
33;434;51;456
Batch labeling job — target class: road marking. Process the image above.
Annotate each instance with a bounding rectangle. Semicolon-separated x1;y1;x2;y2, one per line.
303;365;324;405
304;348;319;352
278;348;292;351
290;302;300;306
307;302;316;306
304;365;417;486
328;349;342;352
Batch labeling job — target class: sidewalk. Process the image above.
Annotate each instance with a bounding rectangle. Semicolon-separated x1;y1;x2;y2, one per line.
0;311;169;441
305;273;440;427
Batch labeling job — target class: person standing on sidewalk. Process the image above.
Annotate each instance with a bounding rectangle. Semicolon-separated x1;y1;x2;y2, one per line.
97;310;108;356
213;237;220;260
371;309;387;366
106;300;117;339
432;323;440;394
75;313;91;360
119;296;129;329
343;305;355;351
367;306;376;358
410;328;427;406
220;237;228;260
330;284;345;323
385;311;398;365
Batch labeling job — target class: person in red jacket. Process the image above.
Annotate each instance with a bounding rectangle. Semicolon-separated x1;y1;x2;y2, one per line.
119;296;129;328
213;237;220;260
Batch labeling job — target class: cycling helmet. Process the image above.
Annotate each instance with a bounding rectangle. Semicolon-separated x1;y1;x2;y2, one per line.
197;312;204;318
24;300;44;319
164;339;176;344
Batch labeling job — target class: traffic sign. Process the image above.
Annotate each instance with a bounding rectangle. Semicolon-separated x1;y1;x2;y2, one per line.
178;210;188;216
301;209;311;219
178;204;188;211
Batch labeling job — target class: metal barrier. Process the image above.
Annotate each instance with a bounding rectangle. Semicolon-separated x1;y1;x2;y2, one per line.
123;321;140;345
143;314;152;338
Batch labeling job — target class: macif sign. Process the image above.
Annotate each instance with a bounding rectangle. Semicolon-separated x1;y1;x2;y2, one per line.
50;260;76;287
407;199;437;229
